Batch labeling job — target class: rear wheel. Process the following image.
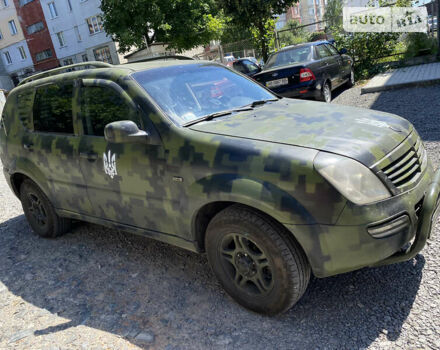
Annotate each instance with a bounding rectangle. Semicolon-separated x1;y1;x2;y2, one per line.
318;81;332;103
20;180;71;238
205;205;310;315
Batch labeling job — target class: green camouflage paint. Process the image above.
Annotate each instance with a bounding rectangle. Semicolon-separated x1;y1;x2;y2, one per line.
0;61;438;278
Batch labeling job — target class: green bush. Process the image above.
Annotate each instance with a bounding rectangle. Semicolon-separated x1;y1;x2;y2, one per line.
404;33;438;58
309;31;327;42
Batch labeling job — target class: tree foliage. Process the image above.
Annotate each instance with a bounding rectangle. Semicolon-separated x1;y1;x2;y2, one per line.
219;0;297;61
100;0;224;53
278;20;309;47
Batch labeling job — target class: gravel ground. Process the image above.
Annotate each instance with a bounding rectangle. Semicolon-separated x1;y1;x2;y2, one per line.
0;84;439;350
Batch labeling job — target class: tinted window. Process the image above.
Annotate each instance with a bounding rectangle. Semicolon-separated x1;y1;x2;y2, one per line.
233;61;247;73
325;44;339;56
80;86;139;136
265;46;312;69
315;45;332;59
242;60;260;74
133;64;275;126
33;83;74;134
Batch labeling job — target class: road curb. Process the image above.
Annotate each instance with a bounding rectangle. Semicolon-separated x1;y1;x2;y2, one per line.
361;77;440;94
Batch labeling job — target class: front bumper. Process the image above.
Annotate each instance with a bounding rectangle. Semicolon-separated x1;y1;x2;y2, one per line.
285;166;440;278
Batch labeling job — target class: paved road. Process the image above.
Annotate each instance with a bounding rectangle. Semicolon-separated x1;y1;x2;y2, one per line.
0;84;439;349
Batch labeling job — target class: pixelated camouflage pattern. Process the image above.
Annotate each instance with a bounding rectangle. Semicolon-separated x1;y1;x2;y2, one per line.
0;61;436;277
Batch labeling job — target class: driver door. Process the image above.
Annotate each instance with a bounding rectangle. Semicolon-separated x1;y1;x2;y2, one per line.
77;80;167;230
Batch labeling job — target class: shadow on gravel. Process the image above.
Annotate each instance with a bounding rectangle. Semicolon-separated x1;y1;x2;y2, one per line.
369;85;440;142
0;214;425;349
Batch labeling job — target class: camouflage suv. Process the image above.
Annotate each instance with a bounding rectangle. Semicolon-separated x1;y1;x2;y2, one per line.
1;60;439;315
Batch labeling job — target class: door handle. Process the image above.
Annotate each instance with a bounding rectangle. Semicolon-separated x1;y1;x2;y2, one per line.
80;152;98;161
23;143;33;151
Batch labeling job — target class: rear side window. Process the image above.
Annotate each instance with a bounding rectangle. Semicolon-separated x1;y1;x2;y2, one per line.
80;86;140;137
33;83;74;134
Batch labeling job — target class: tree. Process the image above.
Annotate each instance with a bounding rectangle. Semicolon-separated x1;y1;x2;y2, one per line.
100;0;224;53
278;20;310;47
219;0;298;61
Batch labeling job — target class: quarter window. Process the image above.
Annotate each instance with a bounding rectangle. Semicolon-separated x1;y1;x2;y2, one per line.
86;15;103;34
80;86;139;136
8;20;17;35
33;84;74;134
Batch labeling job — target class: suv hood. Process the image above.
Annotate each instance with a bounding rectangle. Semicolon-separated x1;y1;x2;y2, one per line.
189;99;413;167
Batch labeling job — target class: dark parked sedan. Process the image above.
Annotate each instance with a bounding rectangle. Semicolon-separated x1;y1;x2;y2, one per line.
254;41;354;103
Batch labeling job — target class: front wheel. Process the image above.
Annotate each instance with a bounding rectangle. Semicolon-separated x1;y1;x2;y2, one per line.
205;205;310;315
346;68;355;88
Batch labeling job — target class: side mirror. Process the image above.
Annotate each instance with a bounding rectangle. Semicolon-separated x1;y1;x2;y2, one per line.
339;48;347;55
104;120;149;144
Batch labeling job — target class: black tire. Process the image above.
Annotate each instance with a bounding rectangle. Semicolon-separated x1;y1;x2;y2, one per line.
318;81;332;103
205;205;310;315
346;68;355;88
20;180;71;238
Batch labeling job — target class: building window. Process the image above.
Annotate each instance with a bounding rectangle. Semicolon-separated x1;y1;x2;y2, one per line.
19;0;34;6
8;20;17;35
81;54;88;62
87;15;104;34
3;51;12;64
35;49;53;62
0;30;3;40
56;32;66;47
63;58;74;66
3;0;9;7
74;26;82;41
93;46;113;64
308;8;315;16
48;2;58;19
80;0;87;2
18;46;26;60
27;22;44;35
67;0;72;11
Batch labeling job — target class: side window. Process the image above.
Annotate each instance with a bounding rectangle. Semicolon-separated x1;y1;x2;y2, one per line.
242;60;260;74
80;86;140;137
325;44;339;56
33;83;74;134
233;61;247;74
315;45;332;59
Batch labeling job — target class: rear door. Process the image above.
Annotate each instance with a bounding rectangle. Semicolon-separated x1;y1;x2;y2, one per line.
25;82;91;213
77;80;167;230
315;44;340;87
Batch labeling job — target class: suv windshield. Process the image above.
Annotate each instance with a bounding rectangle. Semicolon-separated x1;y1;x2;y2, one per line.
265;46;313;69
132;63;275;126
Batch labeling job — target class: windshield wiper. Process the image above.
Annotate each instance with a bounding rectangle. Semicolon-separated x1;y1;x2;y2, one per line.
248;98;279;108
182;107;253;127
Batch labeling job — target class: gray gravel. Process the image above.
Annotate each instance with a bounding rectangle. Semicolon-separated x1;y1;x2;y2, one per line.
0;84;440;349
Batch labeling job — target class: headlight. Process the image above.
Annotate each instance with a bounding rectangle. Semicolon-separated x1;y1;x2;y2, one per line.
314;152;391;205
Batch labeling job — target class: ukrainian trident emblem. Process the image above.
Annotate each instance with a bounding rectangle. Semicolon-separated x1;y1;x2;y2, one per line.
103;150;117;179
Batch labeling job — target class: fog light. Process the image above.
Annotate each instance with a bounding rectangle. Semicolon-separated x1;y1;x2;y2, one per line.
367;215;410;239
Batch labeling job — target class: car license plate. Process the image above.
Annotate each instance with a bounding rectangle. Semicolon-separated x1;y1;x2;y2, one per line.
266;78;288;88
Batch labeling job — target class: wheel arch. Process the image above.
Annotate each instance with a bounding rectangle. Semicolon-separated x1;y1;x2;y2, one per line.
192;201;311;270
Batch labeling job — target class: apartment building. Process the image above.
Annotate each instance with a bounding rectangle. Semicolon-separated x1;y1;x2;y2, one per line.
40;0;119;66
299;0;328;31
0;0;32;87
13;0;59;71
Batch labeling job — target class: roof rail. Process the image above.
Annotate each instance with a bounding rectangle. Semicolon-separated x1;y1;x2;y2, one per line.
127;55;194;64
18;61;113;86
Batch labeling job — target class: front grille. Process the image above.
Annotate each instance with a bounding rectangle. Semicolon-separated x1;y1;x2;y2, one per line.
375;134;427;193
